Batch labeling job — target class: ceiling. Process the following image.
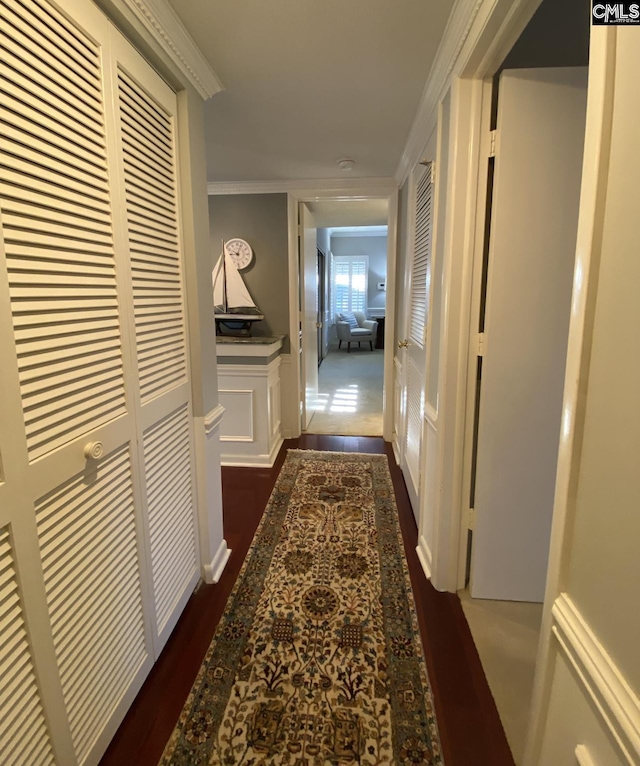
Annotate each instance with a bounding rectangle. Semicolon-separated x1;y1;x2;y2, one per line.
166;0;453;184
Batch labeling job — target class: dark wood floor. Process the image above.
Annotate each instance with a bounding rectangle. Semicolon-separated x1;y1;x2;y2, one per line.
100;436;514;765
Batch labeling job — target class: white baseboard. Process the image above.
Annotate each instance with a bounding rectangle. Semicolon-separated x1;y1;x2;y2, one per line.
221;435;284;468
552;593;640;762
203;538;232;584
416;534;433;580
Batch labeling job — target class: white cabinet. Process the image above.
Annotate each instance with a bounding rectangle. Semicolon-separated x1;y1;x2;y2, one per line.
217;337;284;466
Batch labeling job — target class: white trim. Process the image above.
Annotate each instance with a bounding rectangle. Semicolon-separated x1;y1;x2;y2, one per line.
220;434;284;468
217;360;280;378
216;337;284;358
424;401;438;426
416;535;433;580
208;177;398;196
395;0;484;185
121;0;224;99
204;404;225;436
203;538;232;584
575;745;596;766
552;594;640;764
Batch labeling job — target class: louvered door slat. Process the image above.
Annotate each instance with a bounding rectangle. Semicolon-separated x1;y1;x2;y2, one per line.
36;445;147;763
143;405;197;634
0;169;110;215
1;1;103;99
409;167;434;347
0;179;110;226
1;199;112;236
127;201;179;232
2;136;109;195
0;50;102;131
0;526;55;765
122;141;175;186
3;0;102;79
0;0;125;468
117;68;187;402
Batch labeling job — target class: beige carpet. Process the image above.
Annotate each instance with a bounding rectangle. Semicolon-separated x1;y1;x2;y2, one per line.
459;590;543;764
307;347;384;436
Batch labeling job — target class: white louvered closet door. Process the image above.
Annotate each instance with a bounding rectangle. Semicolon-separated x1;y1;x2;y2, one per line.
0;1;156;763
109;30;200;653
0;0;198;763
402;163;434;517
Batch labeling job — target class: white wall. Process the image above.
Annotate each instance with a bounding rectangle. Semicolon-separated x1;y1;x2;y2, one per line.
330;234;387;316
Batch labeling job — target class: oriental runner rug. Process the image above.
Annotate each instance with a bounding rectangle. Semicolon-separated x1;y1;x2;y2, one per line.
161;450;443;765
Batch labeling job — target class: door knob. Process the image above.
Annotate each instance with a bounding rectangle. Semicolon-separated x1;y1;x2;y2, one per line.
84;441;104;460
397;339;409;349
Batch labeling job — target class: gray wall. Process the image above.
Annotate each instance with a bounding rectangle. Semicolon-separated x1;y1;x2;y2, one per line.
330;234;387;315
209;194;290;351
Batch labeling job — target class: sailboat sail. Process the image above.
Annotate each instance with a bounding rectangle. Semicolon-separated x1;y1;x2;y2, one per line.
212;243;263;318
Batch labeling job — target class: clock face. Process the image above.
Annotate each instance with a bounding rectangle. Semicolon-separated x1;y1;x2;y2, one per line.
225;238;253;270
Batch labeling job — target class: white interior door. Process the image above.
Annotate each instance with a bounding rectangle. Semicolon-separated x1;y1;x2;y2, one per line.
402;164;435;518
470;67;588;601
300;203;318;430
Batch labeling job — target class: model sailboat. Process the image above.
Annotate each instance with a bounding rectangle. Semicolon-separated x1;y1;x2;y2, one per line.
213;241;264;335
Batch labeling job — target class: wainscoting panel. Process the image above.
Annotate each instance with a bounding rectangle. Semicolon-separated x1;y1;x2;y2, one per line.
218;390;254;442
537;594;639;765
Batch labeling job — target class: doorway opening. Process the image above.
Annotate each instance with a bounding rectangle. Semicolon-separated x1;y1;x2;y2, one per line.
459;0;591;761
297;198;389;437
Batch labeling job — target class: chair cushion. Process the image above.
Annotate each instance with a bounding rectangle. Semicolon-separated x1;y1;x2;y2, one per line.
350;327;371;337
339;311;358;330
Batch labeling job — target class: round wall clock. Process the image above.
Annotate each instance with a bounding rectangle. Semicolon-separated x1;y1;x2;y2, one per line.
225;238;253;270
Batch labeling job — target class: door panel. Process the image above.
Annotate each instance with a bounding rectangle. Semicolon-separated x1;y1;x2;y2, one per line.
402;163;434;517
471;68;588;601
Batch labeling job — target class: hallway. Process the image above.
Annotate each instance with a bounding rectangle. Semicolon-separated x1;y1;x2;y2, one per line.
100;437;514;766
307;348;384;436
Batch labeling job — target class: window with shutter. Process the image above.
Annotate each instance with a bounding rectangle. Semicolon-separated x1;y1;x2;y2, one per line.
409;166;434;347
332;256;368;315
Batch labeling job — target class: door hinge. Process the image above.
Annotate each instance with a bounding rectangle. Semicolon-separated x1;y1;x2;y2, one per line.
477;332;485;356
467;507;476;531
489;130;497;158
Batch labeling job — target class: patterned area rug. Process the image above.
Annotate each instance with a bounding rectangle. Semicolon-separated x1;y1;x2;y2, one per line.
161;450;443;765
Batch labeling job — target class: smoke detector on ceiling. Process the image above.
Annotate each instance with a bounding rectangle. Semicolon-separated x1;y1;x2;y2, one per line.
337;158;356;171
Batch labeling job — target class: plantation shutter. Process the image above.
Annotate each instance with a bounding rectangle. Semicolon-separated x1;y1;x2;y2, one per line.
333;256;368;314
0;0;200;762
409;165;434;346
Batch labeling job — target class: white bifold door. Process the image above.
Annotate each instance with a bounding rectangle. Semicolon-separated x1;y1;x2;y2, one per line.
470;68;588;601
0;0;199;763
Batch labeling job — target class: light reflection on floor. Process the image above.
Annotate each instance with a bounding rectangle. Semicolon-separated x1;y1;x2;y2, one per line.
313;384;359;414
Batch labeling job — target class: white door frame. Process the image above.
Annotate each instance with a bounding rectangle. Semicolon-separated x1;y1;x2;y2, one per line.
286;186;399;440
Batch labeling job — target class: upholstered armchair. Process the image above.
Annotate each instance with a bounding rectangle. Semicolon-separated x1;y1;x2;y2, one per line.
336;311;378;352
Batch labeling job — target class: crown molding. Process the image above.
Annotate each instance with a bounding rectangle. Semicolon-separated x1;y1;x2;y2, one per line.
395;0;483;186
207;177;398;196
123;0;224;99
